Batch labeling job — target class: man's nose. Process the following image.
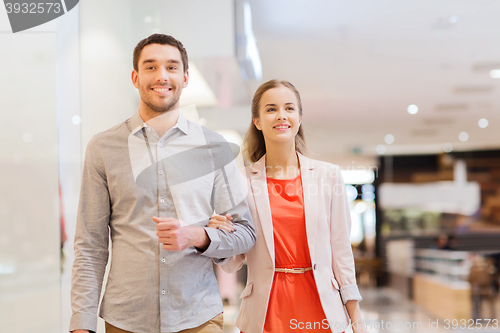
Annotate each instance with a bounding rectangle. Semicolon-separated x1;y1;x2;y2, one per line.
156;67;169;82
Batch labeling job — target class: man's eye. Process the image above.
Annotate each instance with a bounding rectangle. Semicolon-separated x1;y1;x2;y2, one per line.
168;66;177;70
147;66;154;70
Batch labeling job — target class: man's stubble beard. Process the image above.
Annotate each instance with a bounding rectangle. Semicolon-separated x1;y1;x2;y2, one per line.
139;78;181;114
142;94;180;114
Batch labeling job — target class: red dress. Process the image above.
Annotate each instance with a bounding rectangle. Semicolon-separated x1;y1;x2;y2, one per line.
261;175;331;332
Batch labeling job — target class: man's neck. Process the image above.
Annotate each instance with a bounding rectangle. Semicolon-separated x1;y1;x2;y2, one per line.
139;105;180;138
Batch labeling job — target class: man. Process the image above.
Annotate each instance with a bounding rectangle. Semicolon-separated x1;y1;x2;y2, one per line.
70;34;255;333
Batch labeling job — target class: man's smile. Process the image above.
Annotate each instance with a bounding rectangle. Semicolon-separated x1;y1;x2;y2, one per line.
151;86;172;95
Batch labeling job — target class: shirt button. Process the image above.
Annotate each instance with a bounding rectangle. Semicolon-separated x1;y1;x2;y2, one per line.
162;257;165;263
159;170;163;175
158;142;162;146
162;289;165;295
147;128;151;132
160;198;165;204
313;264;317;270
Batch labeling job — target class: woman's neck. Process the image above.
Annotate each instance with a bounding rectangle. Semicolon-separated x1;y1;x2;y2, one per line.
265;141;300;179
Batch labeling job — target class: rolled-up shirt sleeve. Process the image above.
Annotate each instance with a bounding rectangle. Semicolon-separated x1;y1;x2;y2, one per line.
69;135;110;332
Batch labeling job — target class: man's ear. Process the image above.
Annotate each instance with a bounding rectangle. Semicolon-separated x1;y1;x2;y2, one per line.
253;118;261;131
131;70;139;89
183;69;189;88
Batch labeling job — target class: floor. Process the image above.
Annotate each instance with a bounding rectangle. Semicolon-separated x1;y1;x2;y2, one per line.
222;287;500;333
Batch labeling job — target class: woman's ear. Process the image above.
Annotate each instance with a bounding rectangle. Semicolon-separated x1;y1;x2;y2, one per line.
253;118;262;131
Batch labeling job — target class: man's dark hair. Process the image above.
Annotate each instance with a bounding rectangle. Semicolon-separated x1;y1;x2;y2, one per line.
133;34;189;73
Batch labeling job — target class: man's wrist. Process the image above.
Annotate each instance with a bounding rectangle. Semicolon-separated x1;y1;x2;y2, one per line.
192;226;210;251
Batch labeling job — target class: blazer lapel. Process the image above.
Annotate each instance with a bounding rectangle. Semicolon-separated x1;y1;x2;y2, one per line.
250;155;275;263
298;153;318;261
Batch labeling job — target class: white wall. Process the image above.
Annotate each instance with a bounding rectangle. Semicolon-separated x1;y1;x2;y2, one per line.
0;25;61;333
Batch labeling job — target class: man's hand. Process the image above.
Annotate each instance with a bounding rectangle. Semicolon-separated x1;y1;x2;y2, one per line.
153;217;210;251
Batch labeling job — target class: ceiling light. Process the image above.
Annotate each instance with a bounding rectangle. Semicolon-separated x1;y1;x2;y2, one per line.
478;118;489;128
443;143;453;153
489;69;500;78
384;134;395;144
144;16;153;23
458;132;469;142
407;104;418;114
376;145;386;155
72;115;81;125
448;15;460;24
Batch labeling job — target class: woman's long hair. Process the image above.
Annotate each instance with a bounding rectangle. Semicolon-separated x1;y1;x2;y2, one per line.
243;79;307;163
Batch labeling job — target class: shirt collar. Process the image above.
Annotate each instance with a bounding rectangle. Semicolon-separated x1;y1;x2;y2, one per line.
175;112;189;135
129;110;189;135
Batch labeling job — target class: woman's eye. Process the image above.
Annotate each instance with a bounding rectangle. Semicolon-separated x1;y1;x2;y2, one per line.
267;108;275;112
287;107;295;111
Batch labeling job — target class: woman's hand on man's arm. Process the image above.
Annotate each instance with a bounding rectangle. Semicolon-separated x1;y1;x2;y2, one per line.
208;213;235;233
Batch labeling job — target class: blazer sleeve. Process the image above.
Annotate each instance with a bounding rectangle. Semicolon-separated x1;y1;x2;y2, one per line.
330;165;362;304
215;253;246;273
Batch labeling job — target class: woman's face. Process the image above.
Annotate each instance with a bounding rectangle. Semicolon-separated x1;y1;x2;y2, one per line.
253;86;302;146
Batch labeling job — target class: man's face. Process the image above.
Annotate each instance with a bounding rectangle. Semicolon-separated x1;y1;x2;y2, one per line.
132;43;189;114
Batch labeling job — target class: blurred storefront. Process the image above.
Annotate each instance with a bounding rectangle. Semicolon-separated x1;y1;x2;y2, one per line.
376;151;500;322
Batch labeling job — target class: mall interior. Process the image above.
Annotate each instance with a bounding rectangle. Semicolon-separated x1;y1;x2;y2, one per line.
1;0;500;332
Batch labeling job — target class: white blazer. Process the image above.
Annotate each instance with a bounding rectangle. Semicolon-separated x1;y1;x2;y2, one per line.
221;153;362;333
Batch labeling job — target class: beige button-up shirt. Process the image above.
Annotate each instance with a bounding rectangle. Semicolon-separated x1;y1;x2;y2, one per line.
70;112;255;333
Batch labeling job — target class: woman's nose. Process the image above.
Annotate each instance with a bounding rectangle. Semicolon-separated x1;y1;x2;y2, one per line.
276;109;287;120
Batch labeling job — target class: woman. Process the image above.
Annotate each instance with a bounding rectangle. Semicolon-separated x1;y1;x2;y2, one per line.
209;80;367;333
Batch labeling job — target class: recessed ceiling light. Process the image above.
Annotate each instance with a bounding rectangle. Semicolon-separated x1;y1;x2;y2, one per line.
458;132;469;142
384;134;395;144
490;69;500;78
376;145;386;155
478;118;489;128
407;104;418;114
448;15;460;24
72;115;81;125
443;143;453;153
